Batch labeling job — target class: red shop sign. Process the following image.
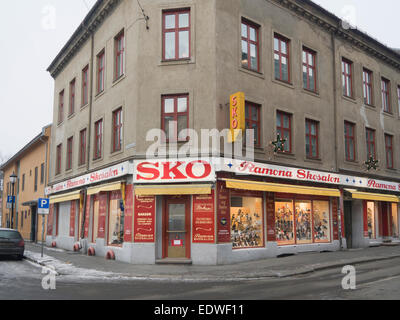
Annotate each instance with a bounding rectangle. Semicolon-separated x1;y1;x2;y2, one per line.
192;191;215;243
134;195;155;243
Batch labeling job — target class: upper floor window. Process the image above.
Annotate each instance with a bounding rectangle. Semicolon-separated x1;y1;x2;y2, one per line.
366;128;376;159
69;79;75;116
162;9;190;61
381;78;391;113
274;34;290;83
58;90;64;124
82;65;89;106
22;174;25;192
276;111;292;153
97;50;105;94
363;68;373;105
397;85;400;115
161;94;189;142
344;121;356;161
342;58;353;98
112;108;123;152
66;136;73;171
34;167;38;192
305;119;319;159
245;102;261;148
40;163;44;184
385;134;394;169
241;19;260;72
94;119;103;160
56;144;62;175
79;129;87;166
114;31;125;80
302;48;317;92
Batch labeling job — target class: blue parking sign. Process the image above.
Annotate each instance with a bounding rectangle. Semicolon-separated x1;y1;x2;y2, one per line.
38;198;50;215
7;196;15;203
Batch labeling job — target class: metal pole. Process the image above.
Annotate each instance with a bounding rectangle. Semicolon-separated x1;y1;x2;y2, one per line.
41;214;45;258
11;183;15;230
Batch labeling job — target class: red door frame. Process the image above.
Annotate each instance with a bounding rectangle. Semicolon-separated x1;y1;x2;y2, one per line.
162;195;191;259
381;202;390;237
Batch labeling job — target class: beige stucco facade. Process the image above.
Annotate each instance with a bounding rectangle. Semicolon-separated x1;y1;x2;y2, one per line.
1;125;51;241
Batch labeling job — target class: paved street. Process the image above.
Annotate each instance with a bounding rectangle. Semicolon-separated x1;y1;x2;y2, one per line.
1;255;400;300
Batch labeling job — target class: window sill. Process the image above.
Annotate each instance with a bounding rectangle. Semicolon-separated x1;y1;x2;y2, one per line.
57;121;64;128
343;159;359;166
239;67;265;79
275;151;296;160
159;58;195;66
110;149;124;158
94;90;105;101
382;111;394;118
304;157;322;163
363;104;376;112
272;78;294;89
67;113;76;120
302;88;320;98
78;163;86;170
112;74;125;87
81;103;89;111
342;95;357;104
92;156;104;164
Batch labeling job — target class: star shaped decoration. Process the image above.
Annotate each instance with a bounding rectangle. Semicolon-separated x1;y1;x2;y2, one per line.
365;156;379;171
271;133;287;153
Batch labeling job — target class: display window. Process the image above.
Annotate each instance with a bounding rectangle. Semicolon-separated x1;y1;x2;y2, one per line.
92;196;99;243
275;200;295;245
313;200;331;243
392;203;399;238
295;201;312;244
276;197;332;245
367;201;376;239
108;191;124;246
230;196;264;249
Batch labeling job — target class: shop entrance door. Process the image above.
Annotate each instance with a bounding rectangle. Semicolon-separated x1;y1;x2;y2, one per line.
344;201;353;248
163;196;190;259
381;202;390;237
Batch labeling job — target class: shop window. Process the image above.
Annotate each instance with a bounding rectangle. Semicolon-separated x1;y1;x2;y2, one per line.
92;196;99;243
162;9;190;61
275;200;295;245
230;196;264;249
295;201;312;244
367;201;376;239
108;191;124;246
392;203;399;238
276;198;331;245
241;18;260;72
313;200;331;242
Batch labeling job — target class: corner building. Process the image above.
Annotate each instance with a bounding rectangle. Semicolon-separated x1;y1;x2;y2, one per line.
46;0;400;265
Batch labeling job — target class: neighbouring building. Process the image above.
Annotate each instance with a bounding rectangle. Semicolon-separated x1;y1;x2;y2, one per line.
1;125;51;241
46;0;400;265
0;171;3;227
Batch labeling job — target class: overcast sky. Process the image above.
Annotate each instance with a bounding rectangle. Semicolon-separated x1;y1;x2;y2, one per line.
0;0;399;161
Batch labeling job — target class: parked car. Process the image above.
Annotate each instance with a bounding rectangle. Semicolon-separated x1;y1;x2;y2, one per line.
0;228;25;260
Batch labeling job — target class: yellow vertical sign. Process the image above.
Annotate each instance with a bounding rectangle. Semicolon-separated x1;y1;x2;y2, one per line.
229;92;245;143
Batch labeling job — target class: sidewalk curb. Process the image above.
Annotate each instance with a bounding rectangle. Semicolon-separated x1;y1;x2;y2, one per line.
23;247;400;281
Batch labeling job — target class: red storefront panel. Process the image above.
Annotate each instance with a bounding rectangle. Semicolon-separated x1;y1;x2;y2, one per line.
97;193;108;238
69;200;76;237
332;198;339;240
192;191;215;243
134;195;155;242
266;192;276;242
216;181;231;243
124;184;133;242
84;195;91;238
47;204;54;235
363;201;369;238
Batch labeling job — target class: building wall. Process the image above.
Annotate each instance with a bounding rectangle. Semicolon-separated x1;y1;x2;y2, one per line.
1;127;50;240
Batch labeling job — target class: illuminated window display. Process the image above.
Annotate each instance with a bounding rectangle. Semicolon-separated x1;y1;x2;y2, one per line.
276;198;332;245
295;201;312;244
275;200;295;245
313;201;331;242
230;196;264;249
108;194;124;245
367;201;376;239
392;203;399;238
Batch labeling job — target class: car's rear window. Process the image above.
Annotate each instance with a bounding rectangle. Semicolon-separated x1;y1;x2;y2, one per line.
0;230;22;239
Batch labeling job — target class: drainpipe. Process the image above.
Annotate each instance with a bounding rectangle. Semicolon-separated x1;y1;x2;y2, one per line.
79;28;94;247
331;30;344;250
